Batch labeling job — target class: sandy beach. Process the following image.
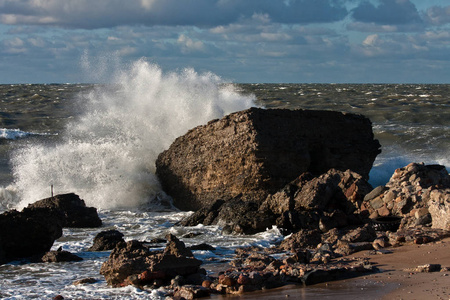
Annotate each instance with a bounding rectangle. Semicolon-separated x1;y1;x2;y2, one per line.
212;237;450;300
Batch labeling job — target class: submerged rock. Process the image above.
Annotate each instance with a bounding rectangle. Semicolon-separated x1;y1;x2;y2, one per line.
156;107;380;211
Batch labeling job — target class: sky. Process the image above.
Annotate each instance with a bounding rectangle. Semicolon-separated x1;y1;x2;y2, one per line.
0;0;449;84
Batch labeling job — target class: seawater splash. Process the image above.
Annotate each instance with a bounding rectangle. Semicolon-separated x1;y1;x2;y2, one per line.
11;60;256;210
0;128;54;140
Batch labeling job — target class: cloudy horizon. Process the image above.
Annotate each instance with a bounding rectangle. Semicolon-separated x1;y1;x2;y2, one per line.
1;0;449;84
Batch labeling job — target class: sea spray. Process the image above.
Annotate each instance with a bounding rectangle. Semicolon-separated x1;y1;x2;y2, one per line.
11;60;256;209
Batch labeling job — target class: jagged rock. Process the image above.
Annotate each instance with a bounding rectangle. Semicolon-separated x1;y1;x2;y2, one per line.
26;193;102;228
41;250;83;262
293;169;373;214
88;230;125;251
0;207;63;263
156;108;380;211
100;235;202;287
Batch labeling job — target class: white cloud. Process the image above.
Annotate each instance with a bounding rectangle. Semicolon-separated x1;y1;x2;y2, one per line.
177;34;205;53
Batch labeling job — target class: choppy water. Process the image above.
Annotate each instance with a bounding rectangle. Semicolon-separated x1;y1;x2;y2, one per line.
0;61;449;299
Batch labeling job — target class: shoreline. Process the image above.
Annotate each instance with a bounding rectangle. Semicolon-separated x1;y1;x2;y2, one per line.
209;237;450;300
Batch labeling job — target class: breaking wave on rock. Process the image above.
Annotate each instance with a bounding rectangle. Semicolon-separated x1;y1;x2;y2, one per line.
10;59;256;210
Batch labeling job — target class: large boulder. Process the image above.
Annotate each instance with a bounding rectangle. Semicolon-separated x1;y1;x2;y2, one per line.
156;108;380;211
26;193;102;228
0;207;63;263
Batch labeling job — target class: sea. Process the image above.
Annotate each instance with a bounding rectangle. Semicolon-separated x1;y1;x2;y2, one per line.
0;60;449;299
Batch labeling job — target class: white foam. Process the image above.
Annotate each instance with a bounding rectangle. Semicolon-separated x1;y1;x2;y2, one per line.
0;128;53;140
11;59;256;210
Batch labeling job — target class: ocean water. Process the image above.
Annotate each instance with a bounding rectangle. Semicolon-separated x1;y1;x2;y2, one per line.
0;61;449;299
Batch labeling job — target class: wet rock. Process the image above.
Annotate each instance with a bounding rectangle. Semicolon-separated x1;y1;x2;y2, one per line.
0;207;63;263
182;196;275;234
88;230;125;251
100;235;202;287
156;108;380;211
26;193;102;228
73;278;98;285
188;243;216;251
41;250;82;262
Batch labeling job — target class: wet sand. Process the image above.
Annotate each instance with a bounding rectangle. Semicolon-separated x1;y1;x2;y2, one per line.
212;237;450;300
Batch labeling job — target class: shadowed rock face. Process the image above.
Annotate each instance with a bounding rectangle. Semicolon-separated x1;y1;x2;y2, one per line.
156;107;380;211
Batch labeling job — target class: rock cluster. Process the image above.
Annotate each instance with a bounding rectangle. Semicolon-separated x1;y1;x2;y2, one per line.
156;108;380;211
181;169;373;235
361;163;450;230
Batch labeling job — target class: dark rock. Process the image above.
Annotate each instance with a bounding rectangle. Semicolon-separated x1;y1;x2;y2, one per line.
164;233;194;257
26;193;102;228
182;196;275;235
88;230;125;251
156;108;380;211
41;250;83;262
73;278;98;285
188;243;216;251
0;207;63;263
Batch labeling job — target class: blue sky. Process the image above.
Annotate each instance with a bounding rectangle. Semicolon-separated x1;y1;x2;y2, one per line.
0;0;449;83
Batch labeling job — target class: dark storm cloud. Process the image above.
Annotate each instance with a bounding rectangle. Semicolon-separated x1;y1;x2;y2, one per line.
0;0;348;29
351;0;423;25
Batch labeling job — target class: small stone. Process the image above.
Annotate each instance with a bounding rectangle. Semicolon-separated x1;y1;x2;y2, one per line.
377;206;390;217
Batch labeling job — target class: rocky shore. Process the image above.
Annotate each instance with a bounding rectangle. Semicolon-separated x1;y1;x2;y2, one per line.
1;108;449;299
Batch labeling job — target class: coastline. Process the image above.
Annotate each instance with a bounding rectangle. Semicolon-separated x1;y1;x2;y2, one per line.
209;237;450;300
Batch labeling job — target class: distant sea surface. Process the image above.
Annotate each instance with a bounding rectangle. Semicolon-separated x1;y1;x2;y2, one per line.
0;69;449;298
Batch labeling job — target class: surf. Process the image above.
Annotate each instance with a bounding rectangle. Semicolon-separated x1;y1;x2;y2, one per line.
9;59;256;210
